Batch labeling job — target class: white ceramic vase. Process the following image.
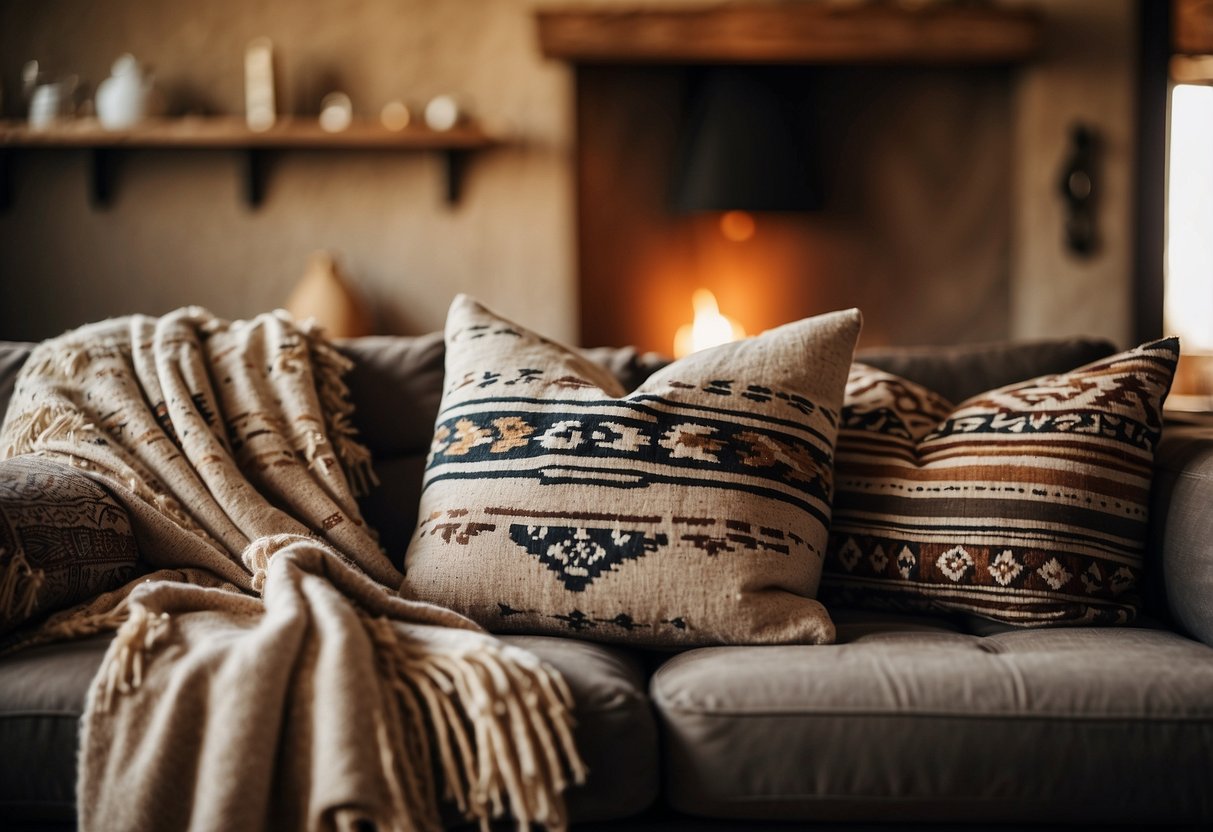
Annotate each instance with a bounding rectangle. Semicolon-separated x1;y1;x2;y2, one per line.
96;54;160;129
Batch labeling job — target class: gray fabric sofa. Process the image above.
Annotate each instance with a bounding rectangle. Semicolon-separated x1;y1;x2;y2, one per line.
2;333;1212;829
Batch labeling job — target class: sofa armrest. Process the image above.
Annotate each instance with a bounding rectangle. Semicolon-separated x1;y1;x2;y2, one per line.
1149;425;1213;646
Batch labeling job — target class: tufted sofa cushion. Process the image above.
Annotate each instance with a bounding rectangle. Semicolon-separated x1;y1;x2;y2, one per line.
652;609;1213;823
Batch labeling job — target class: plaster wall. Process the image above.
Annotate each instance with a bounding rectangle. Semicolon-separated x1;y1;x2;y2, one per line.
1009;0;1138;347
0;0;578;341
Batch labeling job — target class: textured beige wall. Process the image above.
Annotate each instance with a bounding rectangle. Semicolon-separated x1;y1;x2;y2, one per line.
1008;0;1137;347
0;0;1139;348
0;0;578;342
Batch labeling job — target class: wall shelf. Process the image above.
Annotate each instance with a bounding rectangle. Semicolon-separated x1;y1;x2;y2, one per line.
0;116;502;210
537;2;1043;66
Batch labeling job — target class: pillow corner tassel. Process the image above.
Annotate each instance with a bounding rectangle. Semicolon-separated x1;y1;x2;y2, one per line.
0;548;46;623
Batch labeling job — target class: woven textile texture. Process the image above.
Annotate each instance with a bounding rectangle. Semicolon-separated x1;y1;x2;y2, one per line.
403;296;861;647
0;456;138;636
0;307;582;832
821;338;1179;626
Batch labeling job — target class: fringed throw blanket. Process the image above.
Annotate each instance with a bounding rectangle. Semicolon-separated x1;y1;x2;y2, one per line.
0;307;584;831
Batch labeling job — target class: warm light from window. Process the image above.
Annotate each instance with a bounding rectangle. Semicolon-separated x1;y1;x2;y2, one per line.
673;289;746;358
1165;84;1213;351
719;210;756;242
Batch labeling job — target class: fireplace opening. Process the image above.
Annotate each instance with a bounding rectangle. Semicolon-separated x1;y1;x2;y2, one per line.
575;63;1014;354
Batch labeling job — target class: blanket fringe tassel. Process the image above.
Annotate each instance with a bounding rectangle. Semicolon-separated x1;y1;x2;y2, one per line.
1;403;91;459
303;324;379;497
97;604;170;712
367;617;588;832
0;549;45;623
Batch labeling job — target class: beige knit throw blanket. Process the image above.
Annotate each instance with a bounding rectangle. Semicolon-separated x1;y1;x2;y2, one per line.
0;307;584;831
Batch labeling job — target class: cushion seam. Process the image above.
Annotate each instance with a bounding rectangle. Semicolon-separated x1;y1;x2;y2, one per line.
651;697;1213;722
0;704;648;718
673;791;1213;805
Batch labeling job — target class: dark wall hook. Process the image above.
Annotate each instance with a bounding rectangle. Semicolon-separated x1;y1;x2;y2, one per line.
1059;123;1099;258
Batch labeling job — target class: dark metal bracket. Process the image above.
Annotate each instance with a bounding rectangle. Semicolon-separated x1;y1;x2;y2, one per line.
90;148;119;209
0;149;12;213
245;149;271;208
442;149;470;205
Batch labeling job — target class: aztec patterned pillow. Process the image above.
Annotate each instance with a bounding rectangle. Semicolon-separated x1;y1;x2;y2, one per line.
821;338;1179;626
401;295;861;647
0;456;139;636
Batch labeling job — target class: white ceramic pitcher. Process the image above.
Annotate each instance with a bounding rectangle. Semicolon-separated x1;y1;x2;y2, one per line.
96;54;160;129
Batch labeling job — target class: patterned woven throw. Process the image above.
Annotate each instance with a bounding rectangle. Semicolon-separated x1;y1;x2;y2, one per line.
0;307;583;831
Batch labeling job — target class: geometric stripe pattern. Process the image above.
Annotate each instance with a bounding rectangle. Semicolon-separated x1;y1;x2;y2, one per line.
403;295;862;647
821;338;1179;626
425;397;835;522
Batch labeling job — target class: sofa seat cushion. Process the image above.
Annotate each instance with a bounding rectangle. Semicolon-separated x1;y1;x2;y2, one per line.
0;634;109;823
498;635;659;822
651;610;1213;824
0;633;657;825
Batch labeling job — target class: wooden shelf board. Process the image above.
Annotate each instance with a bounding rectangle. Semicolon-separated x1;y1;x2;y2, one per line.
0;117;499;151
537;3;1043;65
0;116;500;209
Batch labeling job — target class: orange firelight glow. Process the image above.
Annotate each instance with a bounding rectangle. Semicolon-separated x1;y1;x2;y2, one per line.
719;210;756;242
673;289;746;358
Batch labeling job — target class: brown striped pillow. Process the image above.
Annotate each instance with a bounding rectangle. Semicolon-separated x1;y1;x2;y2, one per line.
821;338;1179;626
402;295;861;647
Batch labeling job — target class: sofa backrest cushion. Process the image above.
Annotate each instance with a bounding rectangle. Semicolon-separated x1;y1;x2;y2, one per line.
855;336;1117;405
822;338;1179;626
0;343;33;418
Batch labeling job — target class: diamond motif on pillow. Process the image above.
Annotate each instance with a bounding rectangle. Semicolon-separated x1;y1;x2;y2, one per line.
938;546;974;582
837;537;863;572
988;550;1024;587
1036;557;1072;591
869;544;888;573
1081;562;1103;593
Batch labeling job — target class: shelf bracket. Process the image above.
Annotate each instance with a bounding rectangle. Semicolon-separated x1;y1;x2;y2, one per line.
244;149;271;209
442;149;469;205
0;149;12;213
90;148;119;209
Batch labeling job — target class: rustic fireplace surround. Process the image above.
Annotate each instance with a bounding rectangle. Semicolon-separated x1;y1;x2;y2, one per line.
538;3;1044;353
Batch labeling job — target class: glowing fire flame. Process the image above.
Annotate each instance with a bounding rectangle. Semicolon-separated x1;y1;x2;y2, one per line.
673;289;746;358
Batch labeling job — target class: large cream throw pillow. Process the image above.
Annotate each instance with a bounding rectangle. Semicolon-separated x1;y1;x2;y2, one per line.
822;338;1179;625
402;296;861;646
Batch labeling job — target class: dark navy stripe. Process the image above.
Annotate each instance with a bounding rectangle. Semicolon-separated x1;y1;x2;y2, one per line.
835;492;1145;542
422;465;830;526
627;395;834;442
440;394;832;445
430;408;833;474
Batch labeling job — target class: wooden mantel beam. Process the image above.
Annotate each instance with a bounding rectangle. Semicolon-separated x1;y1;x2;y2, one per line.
537;3;1043;66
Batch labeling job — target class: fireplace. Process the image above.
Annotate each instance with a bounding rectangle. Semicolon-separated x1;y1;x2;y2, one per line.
539;3;1043;353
